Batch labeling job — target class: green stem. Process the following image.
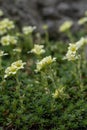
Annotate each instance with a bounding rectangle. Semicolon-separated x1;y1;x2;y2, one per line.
77;58;83;90
45;31;49;47
41;71;49;88
66;30;74;42
49;66;57;89
15;74;21;96
0;58;2;70
15;74;24;109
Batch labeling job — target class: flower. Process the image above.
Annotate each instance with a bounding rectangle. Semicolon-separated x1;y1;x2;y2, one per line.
85;11;87;16
63;51;79;61
78;17;87;25
4;60;26;78
22;26;36;35
0;18;15;35
0;26;7;35
68;43;77;53
4;65;18;78
59;21;73;32
52;87;64;99
0;10;4;17
42;25;48;30
63;43;78;61
0;50;8;57
2;18;15;30
11;60;26;70
52;89;59;99
36;56;56;72
63;43;79;61
1;35;17;46
10;36;17;45
13;48;22;53
63;37;87;61
1;35;10;45
31;44;45;55
76;37;87;49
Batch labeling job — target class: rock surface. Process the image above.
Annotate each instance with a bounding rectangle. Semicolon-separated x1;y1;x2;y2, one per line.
0;0;87;36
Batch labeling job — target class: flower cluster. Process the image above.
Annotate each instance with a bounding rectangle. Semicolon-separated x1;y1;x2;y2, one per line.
31;44;45;55
1;35;17;46
0;18;15;35
59;21;73;32
4;60;26;78
36;56;56;72
22;26;36;35
63;37;87;61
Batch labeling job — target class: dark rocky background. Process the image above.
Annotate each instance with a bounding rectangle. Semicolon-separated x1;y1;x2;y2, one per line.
0;0;87;37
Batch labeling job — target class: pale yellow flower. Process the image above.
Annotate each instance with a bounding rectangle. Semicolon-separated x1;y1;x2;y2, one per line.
0;10;4;17
52;87;64;99
59;21;73;32
22;26;36;35
0;26;7;35
1;35;10;46
63;43;78;61
0;18;15;35
42;25;48;30
76;37;87;49
4;60;26;78
4;65;18;78
85;11;87;16
1;35;17;46
78;17;87;25
13;48;22;53
36;56;56;72
66;52;79;61
10;36;17;45
12;60;26;70
31;44;45;55
63;49;80;61
63;37;87;61
52;89;59;99
2;18;15;30
0;50;8;57
68;43;77;53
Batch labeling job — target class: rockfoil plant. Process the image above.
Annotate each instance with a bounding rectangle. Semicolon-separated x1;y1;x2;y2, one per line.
0;9;87;130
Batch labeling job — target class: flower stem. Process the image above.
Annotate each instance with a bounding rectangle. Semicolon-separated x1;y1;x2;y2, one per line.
77;58;83;90
49;66;57;89
0;58;2;70
66;30;74;42
15;74;21;96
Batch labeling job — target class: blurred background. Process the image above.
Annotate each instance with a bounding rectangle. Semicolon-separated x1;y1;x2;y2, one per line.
0;0;87;38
